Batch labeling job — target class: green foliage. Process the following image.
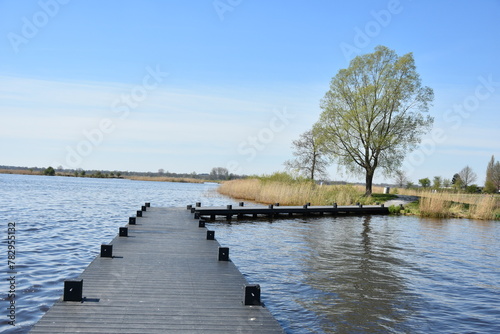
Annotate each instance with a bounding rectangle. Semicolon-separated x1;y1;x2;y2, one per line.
388;205;402;214
317;45;434;195
432;176;442;189
452;173;462;189
465;184;479;193
419;178;431;188
257;171;311;184
371;193;398;203
43;166;55;176
484;180;497;194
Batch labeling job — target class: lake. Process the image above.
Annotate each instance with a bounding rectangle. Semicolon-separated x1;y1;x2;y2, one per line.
1;174;499;333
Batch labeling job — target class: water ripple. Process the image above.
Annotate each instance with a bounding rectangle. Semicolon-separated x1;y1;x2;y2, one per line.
208;215;500;333
0;174;231;333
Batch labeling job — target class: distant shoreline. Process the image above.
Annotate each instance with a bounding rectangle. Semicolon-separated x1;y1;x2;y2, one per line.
0;169;217;184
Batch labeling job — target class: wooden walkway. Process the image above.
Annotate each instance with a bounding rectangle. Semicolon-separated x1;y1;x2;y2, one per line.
191;203;390;220
31;206;284;333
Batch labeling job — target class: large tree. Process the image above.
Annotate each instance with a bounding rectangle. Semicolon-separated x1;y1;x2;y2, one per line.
485;157;500;192
492;162;500;192
317;46;434;195
284;129;329;180
484;155;498;193
458;165;477;188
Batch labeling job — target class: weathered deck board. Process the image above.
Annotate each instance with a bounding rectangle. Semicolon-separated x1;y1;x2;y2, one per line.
30;207;284;333
192;204;389;220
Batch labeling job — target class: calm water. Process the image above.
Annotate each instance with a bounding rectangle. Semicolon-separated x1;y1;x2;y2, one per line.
1;174;499;333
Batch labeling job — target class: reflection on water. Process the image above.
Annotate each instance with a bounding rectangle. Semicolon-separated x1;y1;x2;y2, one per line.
292;216;417;333
209;215;500;334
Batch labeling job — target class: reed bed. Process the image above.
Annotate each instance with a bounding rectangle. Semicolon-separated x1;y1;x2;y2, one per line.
219;178;499;220
217;178;368;206
397;188;500;220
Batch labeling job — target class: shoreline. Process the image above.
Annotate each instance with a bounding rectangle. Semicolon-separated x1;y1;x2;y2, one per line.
0;169;215;184
217;179;499;221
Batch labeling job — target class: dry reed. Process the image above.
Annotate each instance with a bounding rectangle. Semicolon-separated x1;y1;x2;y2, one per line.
217;179;366;206
397;188;499;220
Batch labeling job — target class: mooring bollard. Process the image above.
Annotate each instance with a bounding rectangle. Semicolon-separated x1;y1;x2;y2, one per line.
100;244;113;258
145;202;150;207
243;284;261;306
269;204;274;209
306;202;311;206
119;227;128;237
359;204;363;208
239;202;244;207
207;230;215;240
190;207;195;213
227;205;232;210
141;205;147;211
218;247;229;261
303;204;308;209
381;203;385;208
333;202;337;208
196;202;201;207
129;217;136;225
198;220;206;228
194;212;200;219
275;203;280;206
136;210;142;217
63;280;83;302
187;204;192;210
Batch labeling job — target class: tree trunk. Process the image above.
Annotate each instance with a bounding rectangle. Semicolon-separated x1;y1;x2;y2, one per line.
365;170;374;196
310;154;316;180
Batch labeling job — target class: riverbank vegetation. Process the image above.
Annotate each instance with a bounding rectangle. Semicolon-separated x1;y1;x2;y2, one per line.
0;166;229;183
217;172;396;206
394;188;500;220
217;172;499;220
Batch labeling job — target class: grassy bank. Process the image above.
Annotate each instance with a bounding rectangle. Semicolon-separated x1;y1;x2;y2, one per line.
217;174;395;206
395;189;500;220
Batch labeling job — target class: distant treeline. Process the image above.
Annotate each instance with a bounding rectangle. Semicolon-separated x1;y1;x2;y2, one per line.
0;165;247;180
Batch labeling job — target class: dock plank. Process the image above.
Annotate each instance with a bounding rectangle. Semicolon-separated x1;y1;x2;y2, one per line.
31;207;284;334
192;204;389;219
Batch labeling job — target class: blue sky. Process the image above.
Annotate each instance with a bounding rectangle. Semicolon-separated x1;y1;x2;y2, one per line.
0;0;499;185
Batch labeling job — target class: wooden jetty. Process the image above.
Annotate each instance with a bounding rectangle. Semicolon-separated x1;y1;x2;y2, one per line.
31;205;284;333
190;202;390;220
